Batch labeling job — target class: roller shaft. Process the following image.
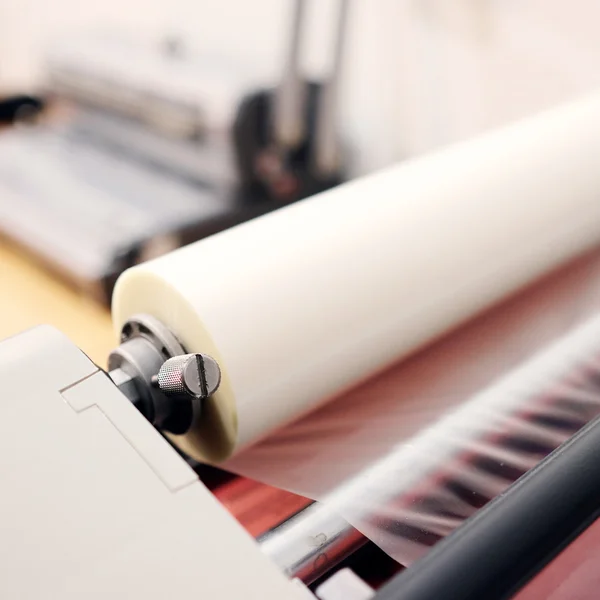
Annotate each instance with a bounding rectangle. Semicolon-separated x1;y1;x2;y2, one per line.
258;502;366;584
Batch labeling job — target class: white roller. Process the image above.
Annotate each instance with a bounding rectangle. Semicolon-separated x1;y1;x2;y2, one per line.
113;91;600;463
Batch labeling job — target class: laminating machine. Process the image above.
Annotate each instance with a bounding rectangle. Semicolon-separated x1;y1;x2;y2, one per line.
3;88;600;599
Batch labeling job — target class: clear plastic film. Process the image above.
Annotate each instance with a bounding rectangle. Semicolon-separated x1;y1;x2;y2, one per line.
225;248;600;565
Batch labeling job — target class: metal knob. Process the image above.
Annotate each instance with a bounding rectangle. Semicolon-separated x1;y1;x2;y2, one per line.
153;353;221;402
109;315;223;435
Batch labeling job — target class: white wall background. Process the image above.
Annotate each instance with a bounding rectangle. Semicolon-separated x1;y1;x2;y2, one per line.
2;0;600;175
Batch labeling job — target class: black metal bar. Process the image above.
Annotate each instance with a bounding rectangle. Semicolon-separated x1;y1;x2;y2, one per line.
372;414;600;600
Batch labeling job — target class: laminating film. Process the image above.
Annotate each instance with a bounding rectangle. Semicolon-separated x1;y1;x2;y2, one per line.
112;90;600;564
228;250;600;564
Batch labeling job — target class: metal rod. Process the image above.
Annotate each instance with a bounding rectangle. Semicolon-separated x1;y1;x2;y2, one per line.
313;0;351;176
273;0;308;150
258;501;366;585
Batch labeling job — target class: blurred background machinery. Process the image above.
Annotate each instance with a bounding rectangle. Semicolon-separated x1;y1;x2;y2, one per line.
2;1;600;303
0;0;348;303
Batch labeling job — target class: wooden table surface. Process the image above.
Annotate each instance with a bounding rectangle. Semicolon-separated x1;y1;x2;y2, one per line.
0;238;114;367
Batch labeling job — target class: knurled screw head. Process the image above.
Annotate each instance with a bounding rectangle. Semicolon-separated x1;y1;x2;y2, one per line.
153;353;221;401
